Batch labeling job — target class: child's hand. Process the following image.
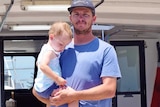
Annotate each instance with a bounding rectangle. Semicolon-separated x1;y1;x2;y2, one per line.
55;77;67;86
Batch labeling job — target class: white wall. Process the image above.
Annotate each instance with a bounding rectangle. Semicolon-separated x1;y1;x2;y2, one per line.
144;39;159;107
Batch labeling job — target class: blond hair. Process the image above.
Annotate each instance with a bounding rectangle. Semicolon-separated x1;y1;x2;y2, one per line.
48;22;72;39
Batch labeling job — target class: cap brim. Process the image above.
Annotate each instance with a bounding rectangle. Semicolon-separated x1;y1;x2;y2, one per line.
68;6;95;13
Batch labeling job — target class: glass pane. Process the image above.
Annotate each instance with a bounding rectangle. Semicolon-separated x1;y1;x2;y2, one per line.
4;40;46;53
4;56;35;90
116;46;140;92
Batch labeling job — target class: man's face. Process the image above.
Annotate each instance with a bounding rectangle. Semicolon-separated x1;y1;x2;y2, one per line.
70;7;96;35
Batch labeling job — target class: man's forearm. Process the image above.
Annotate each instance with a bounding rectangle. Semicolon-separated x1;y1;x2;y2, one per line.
49;77;117;106
73;77;117;101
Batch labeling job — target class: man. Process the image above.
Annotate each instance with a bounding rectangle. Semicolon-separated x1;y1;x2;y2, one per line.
49;0;122;107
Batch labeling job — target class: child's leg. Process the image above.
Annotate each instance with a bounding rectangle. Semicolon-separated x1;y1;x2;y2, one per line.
68;101;79;107
32;88;50;105
64;86;78;107
46;104;50;107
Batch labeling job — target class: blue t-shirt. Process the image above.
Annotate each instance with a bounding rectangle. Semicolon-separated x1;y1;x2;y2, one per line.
51;37;121;107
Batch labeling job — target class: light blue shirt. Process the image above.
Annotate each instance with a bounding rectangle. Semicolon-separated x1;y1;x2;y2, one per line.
34;44;61;92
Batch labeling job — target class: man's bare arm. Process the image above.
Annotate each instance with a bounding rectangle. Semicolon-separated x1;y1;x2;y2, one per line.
50;77;117;106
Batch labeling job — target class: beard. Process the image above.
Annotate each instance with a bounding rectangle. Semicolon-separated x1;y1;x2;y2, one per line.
73;23;92;35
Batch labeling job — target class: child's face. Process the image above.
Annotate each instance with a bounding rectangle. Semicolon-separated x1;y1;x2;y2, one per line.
51;33;71;52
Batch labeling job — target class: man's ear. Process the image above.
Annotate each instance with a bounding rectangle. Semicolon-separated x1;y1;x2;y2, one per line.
69;15;72;23
92;15;97;24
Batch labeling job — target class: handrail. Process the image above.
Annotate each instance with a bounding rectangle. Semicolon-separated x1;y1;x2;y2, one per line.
95;0;104;8
0;0;14;32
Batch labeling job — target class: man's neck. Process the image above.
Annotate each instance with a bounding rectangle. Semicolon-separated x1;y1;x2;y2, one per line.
74;33;95;45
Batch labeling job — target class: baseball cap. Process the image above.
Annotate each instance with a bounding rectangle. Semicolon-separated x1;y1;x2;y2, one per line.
68;0;95;15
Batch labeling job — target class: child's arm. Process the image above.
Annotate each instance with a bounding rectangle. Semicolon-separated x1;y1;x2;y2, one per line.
39;50;66;85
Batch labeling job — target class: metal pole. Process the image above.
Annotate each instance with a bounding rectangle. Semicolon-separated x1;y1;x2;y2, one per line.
0;0;14;32
95;0;104;8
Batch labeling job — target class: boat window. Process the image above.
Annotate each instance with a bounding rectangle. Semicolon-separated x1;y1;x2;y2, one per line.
4;56;35;90
116;46;140;92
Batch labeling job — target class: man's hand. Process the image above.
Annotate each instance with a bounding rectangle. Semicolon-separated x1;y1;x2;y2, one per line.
50;86;76;106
